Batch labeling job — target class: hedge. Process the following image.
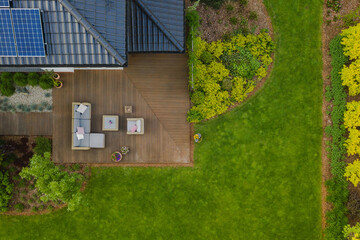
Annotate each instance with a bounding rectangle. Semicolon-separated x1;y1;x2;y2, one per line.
324;35;349;240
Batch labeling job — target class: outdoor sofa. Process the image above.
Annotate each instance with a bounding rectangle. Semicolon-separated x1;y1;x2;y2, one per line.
72;102;105;150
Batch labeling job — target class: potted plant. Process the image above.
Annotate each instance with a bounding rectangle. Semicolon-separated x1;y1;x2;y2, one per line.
111;151;122;162
120;146;130;155
44;70;63;89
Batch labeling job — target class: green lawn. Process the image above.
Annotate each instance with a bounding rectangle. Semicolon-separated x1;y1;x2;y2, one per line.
0;0;323;239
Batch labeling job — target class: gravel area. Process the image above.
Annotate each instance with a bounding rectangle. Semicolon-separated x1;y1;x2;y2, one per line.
0;86;53;112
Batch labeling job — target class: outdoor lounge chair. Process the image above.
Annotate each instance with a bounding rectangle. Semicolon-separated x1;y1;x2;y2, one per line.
126;118;144;135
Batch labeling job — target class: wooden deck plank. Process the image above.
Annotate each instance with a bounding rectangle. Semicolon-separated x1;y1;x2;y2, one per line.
0;112;52;136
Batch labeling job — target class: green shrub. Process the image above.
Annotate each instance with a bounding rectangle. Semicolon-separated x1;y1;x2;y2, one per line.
39;75;53;90
70;163;81;172
0;170;13;212
222;78;233;91
14;203;24;212
199;51;213;64
327;0;341;12
249;11;258;20
324;35;349;240
0;72;15;97
13;73;27;87
31;206;38;212
229;17;238;25
20;153;85;211
47;205;54;212
237;0;248;6
199;0;224;9
191;91;205;105
226;4;234;12
28;198;34;204
38;205;44;211
27;73;40;86
186;109;203;123
33;137;52;156
222;47;261;79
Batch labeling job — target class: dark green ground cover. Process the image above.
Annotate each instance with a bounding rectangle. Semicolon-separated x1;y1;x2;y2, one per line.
0;0;323;239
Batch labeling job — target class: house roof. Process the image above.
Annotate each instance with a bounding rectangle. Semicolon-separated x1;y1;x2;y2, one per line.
0;0;184;69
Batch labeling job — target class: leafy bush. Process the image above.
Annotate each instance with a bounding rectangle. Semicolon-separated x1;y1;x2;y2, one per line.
27;73;40;86
39;75;53;90
199;0;224;9
345;160;360;187
344;223;360;239
13;73;27;87
33;137;52;156
237;0;248;6
0;72;15;97
249;11;258;20
229;17;238;25
327;0;341;12
222;47;261;79
0;170;13;212
200;51;213;64
341;23;360;61
191;91;205;105
14;203;24;212
341;7;360;29
341;60;360;96
222;78;233;91
324;35;350;240
19;153;84;211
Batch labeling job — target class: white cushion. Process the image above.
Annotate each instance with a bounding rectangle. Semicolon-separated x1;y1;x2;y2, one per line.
76;104;88;114
76;132;84;140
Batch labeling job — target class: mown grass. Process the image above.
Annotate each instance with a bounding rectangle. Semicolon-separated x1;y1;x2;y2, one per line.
0;0;323;239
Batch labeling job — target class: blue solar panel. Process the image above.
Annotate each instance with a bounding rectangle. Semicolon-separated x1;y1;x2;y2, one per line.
0;0;9;7
12;9;45;57
0;9;17;56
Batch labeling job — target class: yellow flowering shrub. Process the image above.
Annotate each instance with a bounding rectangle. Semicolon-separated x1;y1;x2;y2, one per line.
345;128;360;156
231;77;255;102
344;101;360;129
187;31;274;122
344;159;360;187
341;23;360;60
341;59;360;96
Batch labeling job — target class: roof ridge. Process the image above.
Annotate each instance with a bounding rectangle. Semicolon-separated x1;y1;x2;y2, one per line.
134;0;183;51
57;0;127;65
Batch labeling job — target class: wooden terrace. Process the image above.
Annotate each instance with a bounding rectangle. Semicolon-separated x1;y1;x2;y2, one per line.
0;54;191;165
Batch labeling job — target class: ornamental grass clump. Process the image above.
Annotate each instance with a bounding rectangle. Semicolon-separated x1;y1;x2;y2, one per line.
27;73;40;86
0;72;15;97
13;73;27;87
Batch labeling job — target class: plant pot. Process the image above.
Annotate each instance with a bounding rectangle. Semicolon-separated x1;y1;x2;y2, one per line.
53;73;60;80
111;152;122;162
54;81;63;89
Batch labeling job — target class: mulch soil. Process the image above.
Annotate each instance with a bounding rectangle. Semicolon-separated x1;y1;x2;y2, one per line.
321;0;360;231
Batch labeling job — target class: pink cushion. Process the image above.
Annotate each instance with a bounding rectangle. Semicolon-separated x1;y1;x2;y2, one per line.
130;125;138;132
77;127;85;134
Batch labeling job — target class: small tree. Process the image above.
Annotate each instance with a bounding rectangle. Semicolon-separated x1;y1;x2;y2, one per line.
345;159;360;187
20;153;84;211
13;73;27;87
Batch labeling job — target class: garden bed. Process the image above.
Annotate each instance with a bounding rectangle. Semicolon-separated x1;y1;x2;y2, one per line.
0;87;52;112
0;136;89;215
186;0;272;42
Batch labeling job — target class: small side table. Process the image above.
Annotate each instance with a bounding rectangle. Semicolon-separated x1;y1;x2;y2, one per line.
102;115;119;131
124;106;133;113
